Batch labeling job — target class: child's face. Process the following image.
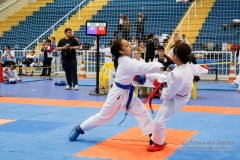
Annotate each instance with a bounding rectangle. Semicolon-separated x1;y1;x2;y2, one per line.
46;42;51;46
158;50;164;59
120;39;133;56
134;51;140;60
10;65;14;70
30;51;35;56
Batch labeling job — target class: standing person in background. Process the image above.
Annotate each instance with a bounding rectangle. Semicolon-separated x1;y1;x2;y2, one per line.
182;34;190;45
51;37;57;50
122;15;131;41
145;34;156;63
173;31;179;44
40;39;53;77
0;46;16;67
74;35;83;51
57;28;80;90
51;37;58;74
138;41;146;60
136;12;146;40
118;14;124;36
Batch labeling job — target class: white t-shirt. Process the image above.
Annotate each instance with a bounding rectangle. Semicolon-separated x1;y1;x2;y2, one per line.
2;50;16;62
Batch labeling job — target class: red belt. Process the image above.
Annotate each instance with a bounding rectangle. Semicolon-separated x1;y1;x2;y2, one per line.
143;80;166;114
176;94;188;97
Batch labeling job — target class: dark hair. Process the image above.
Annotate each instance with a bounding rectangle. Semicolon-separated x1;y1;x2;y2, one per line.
11;64;16;69
148;34;154;39
157;46;165;51
51;37;56;40
111;39;123;70
173;43;191;64
31;50;35;53
6;46;11;49
45;39;51;43
64;28;72;33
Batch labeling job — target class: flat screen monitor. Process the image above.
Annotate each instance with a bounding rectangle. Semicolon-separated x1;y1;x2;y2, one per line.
86;21;107;36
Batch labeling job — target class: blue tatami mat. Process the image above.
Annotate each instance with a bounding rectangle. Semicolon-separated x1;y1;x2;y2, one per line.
197;82;237;91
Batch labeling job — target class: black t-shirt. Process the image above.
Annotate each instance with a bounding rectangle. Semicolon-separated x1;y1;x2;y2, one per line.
57;37;79;60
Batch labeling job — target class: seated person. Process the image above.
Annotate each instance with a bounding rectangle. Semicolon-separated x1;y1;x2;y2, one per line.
3;64;21;82
134;49;145;62
102;43;113;63
154;46;172;66
1;46;16;67
22;50;37;76
138;41;146;59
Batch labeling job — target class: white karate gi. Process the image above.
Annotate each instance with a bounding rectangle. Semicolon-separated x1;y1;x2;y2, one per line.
151;63;208;145
3;68;21;82
80;56;163;136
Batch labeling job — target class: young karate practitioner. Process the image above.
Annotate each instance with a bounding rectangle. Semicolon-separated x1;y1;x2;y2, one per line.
147;43;208;152
69;39;164;142
3;64;21;82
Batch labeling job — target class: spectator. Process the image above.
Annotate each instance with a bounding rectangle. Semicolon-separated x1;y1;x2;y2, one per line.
57;28;80;90
122;15;131;41
118;14;124;34
168;40;182;57
182;34;190;45
40;39;54;76
145;34;156;62
110;37;115;46
131;36;138;49
138;41;146;60
3;64;21;82
155;46;172;65
207;42;215;51
134;49;145;62
173;31;179;44
22;50;37;76
0;46;16;67
51;37;57;50
136;12;146;40
74;35;83;50
102;43;112;63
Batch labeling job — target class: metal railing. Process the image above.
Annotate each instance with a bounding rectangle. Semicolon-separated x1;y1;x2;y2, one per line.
1;49;239;78
192;51;238;76
166;0;198;51
24;0;87;51
0;0;17;11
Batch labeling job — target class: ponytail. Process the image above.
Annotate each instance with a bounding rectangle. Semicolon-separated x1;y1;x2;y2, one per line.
111;39;123;70
173;43;191;64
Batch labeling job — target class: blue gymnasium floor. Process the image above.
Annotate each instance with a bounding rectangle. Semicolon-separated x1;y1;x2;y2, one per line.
0;78;240;160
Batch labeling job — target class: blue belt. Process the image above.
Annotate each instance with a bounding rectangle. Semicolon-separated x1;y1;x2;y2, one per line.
115;82;135;124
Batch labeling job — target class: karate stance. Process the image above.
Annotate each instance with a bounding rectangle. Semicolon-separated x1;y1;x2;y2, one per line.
147;43;208;151
69;39;164;142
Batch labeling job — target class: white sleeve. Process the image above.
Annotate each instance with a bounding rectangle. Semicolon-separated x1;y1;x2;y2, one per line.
190;63;208;76
129;59;164;75
10;51;15;57
160;72;184;100
145;73;167;83
2;51;7;56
